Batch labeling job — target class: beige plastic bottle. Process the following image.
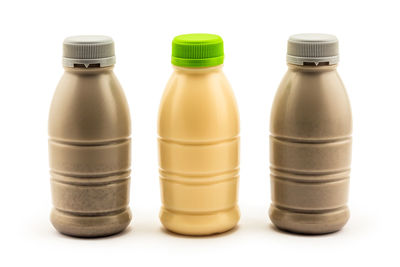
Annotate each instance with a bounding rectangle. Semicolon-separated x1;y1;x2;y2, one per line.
269;34;352;234
158;34;240;236
49;36;132;237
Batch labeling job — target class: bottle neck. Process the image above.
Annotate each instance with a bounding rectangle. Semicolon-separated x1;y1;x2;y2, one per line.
172;64;223;74
63;65;114;74
287;63;337;73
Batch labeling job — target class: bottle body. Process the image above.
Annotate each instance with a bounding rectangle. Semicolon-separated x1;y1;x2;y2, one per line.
49;67;132;237
158;66;240;235
269;64;352;234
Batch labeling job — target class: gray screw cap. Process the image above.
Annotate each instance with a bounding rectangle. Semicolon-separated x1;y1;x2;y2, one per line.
63;35;116;68
287;33;339;65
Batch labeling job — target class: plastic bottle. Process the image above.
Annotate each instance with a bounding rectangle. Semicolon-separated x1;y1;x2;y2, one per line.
158;33;240;235
49;36;132;237
269;34;352;234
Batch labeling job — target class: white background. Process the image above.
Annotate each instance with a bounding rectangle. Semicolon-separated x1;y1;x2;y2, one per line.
0;0;398;266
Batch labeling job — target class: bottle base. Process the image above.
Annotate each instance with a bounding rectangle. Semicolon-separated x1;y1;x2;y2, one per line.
50;208;132;238
160;206;240;236
269;205;349;235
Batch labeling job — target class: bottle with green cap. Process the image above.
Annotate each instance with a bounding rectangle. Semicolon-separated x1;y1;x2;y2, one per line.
49;35;132;237
158;33;240;235
269;33;352;234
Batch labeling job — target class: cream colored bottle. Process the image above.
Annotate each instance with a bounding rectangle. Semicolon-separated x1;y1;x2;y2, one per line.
49;36;132;237
158;34;240;235
269;34;352;234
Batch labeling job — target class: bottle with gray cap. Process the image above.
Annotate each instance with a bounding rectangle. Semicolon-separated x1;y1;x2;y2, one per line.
269;34;352;234
49;35;132;237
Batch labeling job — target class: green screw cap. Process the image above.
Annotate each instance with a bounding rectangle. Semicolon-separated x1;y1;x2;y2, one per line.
171;33;224;67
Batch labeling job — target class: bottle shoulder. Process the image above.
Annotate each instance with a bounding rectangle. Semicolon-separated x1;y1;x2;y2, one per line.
49;70;131;142
270;68;352;140
158;70;239;141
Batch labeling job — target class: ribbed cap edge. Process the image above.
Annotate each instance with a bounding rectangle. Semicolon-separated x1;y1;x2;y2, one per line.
287;33;339;65
63;35;116;67
171;33;224;67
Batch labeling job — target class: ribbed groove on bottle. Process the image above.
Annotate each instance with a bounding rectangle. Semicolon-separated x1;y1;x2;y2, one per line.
51;176;130;187
272;204;347;215
270;166;350;176
158;136;239;146
270;135;351;144
159;168;239;178
49;137;130;146
163;206;236;216
160;171;239;185
55;207;127;217
271;173;349;184
160;169;239;185
50;169;130;179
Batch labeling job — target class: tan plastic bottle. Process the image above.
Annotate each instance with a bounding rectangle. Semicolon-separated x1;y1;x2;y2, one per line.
49;36;132;237
269;34;352;234
158;34;240;236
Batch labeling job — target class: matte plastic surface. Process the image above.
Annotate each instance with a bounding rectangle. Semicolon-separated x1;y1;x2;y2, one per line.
158;65;240;235
49;66;132;237
269;64;352;234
